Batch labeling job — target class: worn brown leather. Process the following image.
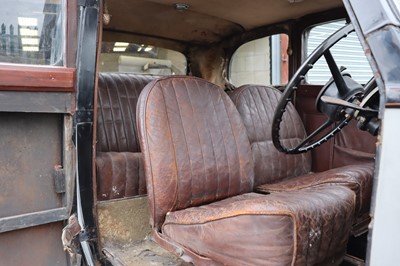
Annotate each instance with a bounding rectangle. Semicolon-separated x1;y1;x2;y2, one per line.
97;73;159;153
96;73;158;200
256;163;374;220
96;152;146;200
233;84;374;233
138;76;357;265
137;76;254;230
231;84;311;186
332;120;376;168
163;186;355;266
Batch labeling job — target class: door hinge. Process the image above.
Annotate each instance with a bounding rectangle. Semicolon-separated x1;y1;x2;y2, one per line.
54;165;66;193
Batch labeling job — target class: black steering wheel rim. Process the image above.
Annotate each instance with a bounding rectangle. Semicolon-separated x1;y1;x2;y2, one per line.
272;23;355;154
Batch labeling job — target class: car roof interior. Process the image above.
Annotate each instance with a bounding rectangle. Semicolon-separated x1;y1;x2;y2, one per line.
102;0;344;49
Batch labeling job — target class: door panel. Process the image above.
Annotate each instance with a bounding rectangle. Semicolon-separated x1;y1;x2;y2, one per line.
0;0;89;264
0;106;75;265
0;113;63;218
0;222;68;266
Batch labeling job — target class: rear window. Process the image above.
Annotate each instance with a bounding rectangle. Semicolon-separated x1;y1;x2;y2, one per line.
229;34;289;87
99;42;187;75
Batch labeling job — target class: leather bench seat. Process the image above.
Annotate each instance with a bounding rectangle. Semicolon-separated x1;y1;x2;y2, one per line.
96;152;145;199
96;73;159;200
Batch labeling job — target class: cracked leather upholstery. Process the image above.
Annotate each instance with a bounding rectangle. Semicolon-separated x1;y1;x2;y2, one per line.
163;187;355;266
257;163;374;221
230;84;311;186
96;73;158;200
137;76;254;229
232;84;374;230
138;76;356;265
96;152;146;200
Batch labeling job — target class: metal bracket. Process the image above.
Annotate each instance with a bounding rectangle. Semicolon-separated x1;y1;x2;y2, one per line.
74;110;93;123
54;165;66;193
79;227;97;242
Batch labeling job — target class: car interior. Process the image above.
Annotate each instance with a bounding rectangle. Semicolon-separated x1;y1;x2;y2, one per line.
94;0;378;265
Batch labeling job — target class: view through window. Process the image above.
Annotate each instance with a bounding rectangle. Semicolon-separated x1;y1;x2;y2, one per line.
99;42;187;75
0;0;64;65
230;34;289;87
306;20;373;84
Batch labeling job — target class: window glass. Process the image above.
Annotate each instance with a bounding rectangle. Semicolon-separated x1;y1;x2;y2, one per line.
306;20;373;84
99;42;187;75
0;0;64;65
230;34;289;87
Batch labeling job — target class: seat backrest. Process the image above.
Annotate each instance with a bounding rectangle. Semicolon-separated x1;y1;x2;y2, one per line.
96;73;159;200
231;84;311;187
97;73;159;153
137;76;254;230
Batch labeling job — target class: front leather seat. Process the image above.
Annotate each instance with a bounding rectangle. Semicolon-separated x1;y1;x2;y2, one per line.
137;76;356;265
230;84;374;234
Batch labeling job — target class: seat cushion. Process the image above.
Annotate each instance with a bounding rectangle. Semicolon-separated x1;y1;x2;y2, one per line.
96;152;146;200
162;186;355;266
256;163;373;226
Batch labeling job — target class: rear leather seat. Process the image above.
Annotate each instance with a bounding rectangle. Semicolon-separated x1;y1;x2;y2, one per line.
96;73;159;200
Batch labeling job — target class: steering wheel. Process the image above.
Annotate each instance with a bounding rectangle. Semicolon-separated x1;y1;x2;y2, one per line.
272;23;379;154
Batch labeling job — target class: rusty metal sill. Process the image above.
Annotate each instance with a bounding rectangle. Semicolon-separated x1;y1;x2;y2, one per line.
0;207;70;233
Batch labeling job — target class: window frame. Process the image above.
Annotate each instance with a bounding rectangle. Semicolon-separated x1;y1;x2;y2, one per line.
0;0;77;93
228;33;289;87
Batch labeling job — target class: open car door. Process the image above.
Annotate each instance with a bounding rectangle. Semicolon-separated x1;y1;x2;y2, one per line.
0;0;100;265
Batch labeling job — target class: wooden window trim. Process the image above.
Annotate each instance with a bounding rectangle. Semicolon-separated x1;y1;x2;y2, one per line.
0;64;76;92
0;0;77;93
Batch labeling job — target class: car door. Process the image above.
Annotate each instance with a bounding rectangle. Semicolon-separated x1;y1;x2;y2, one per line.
0;0;78;265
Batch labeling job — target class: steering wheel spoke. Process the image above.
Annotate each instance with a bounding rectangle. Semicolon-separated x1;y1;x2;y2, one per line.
324;50;349;96
272;22;360;154
296;119;334;150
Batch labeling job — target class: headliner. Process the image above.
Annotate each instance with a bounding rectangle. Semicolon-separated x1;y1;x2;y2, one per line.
103;0;343;46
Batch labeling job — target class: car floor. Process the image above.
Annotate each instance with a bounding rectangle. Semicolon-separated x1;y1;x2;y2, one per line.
97;196;191;266
97;196;367;266
103;238;191;266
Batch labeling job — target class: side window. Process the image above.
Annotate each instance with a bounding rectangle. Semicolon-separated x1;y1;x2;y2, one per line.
230;34;289;87
305;20;373;84
0;0;64;65
99;42;187;75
